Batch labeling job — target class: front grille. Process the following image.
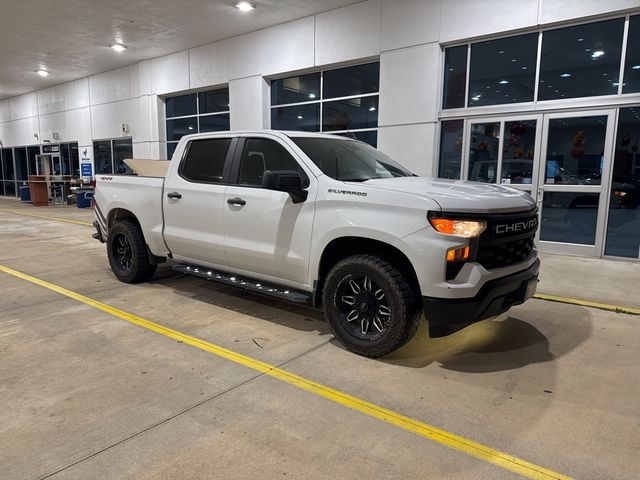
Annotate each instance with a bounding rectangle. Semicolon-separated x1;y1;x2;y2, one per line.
477;236;535;270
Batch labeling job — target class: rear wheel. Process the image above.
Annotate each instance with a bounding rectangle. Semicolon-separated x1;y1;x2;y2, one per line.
323;254;420;358
107;220;157;283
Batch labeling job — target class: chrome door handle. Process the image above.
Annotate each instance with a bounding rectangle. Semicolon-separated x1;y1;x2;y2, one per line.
227;197;246;206
167;192;182;199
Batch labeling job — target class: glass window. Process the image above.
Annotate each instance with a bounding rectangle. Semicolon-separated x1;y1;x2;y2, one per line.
322;97;378;132
93;141;113;174
271;73;320;105
0;182;4;196
60;144;71;176
438;120;464;179
323;63;379;99
180;138;231;183
0;150;3;180
14;147;28;181
166;117;197;142
623;15;640;94
4;181;16;197
271;104;320;132
27;146;39;176
113;139;133;175
166;93;197;118
292;137;412;181
443;46;468;109
199;113;230;133
70;143;79;178
502;120;536;185
605;107;640;258
539;18;625;101
544;116;607;185
336;130;378;147
2;148;14;180
198;88;229;114
167;142;178;161
238;138;303;187
468;122;500;183
468;33;538;106
540;191;600;245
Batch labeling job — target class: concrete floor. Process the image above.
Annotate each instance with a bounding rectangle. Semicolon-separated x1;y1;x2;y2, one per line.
1;196;639;480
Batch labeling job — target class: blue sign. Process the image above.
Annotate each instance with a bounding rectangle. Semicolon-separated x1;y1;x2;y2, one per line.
81;163;93;176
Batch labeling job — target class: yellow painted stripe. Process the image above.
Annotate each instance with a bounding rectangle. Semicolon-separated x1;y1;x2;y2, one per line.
0;263;571;480
0;209;93;227
533;293;640;316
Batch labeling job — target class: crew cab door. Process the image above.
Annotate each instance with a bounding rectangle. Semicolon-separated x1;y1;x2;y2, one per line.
223;136;316;286
163;137;235;266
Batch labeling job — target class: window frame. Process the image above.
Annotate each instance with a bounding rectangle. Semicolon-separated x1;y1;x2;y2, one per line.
92;137;133;175
269;62;380;146
177;136;236;185
165;87;230;159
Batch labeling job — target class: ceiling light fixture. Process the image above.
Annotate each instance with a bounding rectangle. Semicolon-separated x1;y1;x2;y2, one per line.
297;115;303;119
235;1;255;12
36;69;49;77
111;43;127;52
560;73;572;78
591;50;605;58
369;106;376;111
633;65;640;70
499;79;509;84
308;93;316;99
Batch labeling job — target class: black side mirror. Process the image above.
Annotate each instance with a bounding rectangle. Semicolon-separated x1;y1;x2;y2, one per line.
262;170;308;203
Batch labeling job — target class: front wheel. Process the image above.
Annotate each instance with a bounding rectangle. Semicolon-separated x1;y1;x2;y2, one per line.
323;255;420;358
107;220;157;283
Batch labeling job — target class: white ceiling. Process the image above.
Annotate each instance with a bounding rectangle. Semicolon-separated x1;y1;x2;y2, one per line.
0;0;362;100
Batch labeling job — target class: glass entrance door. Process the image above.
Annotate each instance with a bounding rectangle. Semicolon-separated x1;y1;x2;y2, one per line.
536;110;617;256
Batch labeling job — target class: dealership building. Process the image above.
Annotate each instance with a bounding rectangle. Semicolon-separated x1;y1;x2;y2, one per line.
1;0;639;259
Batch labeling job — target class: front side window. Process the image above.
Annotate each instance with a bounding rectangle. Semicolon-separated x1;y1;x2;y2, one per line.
539;18;625;100
180;138;231;183
468;33;538;107
292;137;412;182
238;138;304;187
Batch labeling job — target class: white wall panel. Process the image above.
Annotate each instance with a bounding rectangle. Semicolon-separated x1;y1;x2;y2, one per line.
5;117;40;146
89;66;134;105
39;108;92;146
137;61;151;97
540;0;640;25
37;78;90;115
379;43;440;127
439;0;538;43
9;93;38;120
228;17;315;80
315;0;381;66
90;98;139;140
380;0;440;51
148;51;189;95
378;123;437;177
189;40;229;89
0;100;10;123
229;76;269;130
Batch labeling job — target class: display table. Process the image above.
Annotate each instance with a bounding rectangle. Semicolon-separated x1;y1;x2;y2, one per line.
28;175;73;206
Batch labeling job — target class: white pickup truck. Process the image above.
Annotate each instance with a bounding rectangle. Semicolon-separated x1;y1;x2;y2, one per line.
93;131;539;357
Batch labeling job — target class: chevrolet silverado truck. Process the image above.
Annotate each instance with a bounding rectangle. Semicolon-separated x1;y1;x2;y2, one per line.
93;131;539;357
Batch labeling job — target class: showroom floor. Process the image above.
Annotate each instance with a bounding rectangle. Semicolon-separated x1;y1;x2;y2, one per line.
1;197;638;480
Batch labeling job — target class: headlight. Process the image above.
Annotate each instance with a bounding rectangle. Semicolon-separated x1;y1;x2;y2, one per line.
428;214;487;238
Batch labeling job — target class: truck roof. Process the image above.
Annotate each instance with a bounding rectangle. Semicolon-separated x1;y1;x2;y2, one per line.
175;130;357;142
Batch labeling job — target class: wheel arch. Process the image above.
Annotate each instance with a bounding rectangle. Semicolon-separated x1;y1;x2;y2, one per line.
107;208;166;265
314;236;421;308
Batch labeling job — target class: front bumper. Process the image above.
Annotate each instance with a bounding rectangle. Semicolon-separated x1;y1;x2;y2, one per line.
423;258;540;338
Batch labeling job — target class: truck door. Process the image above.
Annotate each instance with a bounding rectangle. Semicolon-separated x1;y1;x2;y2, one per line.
163;137;235;266
223;136;316;287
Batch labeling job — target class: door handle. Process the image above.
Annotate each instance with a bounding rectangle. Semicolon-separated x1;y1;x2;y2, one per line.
227;197;246;206
167;192;182;199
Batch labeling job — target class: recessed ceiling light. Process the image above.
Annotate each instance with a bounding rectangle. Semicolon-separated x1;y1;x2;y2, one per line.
36;69;49;77
560;73;572;78
369;106;376;111
499;79;509;84
498;50;505;54
633;65;640;70
297;115;303;119
511;59;517;62
577;38;584;42
111;43;127;52
235;1;255;11
591;50;605;58
522;66;528;70
308;93;316;99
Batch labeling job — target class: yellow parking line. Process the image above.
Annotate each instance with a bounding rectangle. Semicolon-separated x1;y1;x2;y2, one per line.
0;263;571;480
0;209;93;227
534;293;640;316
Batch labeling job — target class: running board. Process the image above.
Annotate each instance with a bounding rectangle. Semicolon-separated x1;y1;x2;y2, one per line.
173;264;312;304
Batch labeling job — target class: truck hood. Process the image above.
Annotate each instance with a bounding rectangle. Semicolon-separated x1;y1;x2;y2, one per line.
357;177;536;213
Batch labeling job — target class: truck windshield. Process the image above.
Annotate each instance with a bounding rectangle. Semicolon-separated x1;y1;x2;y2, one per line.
292;137;413;182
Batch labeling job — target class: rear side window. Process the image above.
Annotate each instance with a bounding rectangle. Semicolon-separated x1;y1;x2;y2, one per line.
238;138;306;187
180;138;231;183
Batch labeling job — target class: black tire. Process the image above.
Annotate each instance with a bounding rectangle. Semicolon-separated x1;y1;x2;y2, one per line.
107;220;157;283
322;254;420;358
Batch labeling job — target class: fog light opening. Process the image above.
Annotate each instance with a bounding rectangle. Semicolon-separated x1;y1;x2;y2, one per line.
446;246;470;262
